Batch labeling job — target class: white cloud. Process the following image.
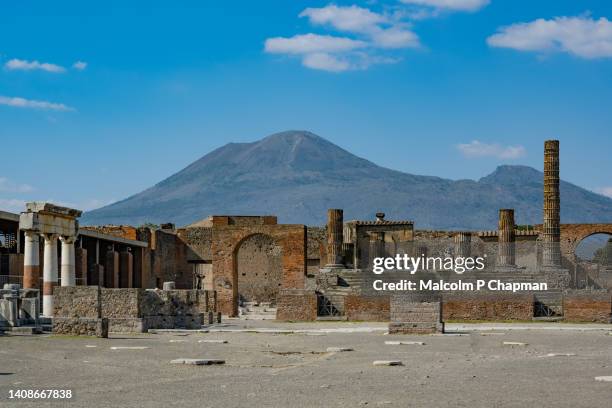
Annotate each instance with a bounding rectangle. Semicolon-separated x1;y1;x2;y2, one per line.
399;0;489;12
0;95;74;112
594;187;612;199
300;5;387;34
72;61;87;70
265;4;419;72
4;58;65;73
457;140;526;159
487;16;612;59
302;52;351;72
0;177;34;193
265;33;367;55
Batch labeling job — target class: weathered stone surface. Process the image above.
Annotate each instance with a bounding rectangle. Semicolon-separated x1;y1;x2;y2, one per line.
563;291;612;323
326;347;353;352
345;294;390;321
52;317;108;338
170;358;225;365
276;289;317;321
443;292;534;321
373;360;403;366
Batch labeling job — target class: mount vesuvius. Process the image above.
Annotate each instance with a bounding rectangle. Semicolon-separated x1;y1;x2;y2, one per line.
81;131;612;229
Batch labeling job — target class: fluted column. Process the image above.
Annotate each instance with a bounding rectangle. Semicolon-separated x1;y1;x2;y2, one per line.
42;233;58;317
454;232;471;258
369;231;385;262
326;209;344;267
23;230;40;289
497;209;515;268
60;236;76;286
542;140;562;267
605;238;612;269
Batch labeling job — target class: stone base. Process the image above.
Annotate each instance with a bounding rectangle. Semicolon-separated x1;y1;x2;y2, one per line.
52;317;109;338
541;266;571;289
389;322;444;335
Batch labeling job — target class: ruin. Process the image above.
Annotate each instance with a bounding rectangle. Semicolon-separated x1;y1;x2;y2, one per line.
1;139;611;335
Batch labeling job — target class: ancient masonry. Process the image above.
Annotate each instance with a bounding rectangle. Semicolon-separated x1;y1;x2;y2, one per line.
2;139;612;334
497;209;516;268
454;231;471;258
326;209;344;268
542;140;562;268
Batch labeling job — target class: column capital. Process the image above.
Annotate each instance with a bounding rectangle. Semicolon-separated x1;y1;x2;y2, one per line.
59;235;77;244
41;233;58;242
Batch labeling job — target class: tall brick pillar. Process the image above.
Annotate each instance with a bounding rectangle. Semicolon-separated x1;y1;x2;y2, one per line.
325;209;344;268
454;232;471;258
497;209;515;268
542;140;562;268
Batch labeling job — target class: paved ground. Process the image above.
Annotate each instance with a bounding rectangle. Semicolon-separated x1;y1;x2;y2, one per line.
1;321;612;407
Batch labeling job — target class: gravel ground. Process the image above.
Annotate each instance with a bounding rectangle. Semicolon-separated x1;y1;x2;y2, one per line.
1;321;611;407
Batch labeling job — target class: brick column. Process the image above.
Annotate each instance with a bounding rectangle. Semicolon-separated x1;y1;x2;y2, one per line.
42;233;58;317
23;230;40;289
326;209;344;267
542;140;562;267
497;209;515;268
454;232;471;258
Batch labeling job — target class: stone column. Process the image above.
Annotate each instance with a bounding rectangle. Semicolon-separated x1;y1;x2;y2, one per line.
369;231;385;262
605;238;612;269
543;140;562;267
23;230;40;289
42;234;58;317
325;209;344;267
497;209;515;268
454;232;471;258
59;236;76;287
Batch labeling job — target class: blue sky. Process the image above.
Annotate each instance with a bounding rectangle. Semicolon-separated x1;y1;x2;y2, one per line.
1;0;612;213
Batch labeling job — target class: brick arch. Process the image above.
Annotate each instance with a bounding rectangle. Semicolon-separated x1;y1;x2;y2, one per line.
560;224;612;260
212;223;306;316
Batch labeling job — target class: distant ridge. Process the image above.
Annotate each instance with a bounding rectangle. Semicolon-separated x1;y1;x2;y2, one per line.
82;130;612;229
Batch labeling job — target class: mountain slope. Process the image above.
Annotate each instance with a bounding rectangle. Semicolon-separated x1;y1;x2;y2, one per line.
82;131;612;229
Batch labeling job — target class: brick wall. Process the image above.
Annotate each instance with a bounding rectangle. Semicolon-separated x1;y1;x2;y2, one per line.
276;289;317;321
212;223;306;316
345;294;390;321
442;292;534;321
563;290;611;323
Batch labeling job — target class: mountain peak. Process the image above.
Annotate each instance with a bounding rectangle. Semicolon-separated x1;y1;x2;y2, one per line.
82;131;612;228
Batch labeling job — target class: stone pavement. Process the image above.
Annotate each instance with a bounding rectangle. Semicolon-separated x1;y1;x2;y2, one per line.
1;321;611;407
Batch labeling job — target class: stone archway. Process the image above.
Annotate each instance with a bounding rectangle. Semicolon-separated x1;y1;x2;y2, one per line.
211;217;306;316
235;233;283;306
572;232;612;289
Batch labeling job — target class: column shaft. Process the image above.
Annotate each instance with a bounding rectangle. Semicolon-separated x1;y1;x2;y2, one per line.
497;209;515;267
543;140;561;267
60;236;76;286
42;234;58;317
454;232;471;258
326;209;344;267
23;231;40;289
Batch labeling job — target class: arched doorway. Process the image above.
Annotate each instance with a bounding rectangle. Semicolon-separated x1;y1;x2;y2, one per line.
235;234;283;311
574;233;612;289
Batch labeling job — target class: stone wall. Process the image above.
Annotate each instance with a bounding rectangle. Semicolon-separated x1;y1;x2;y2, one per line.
276;289;317;321
345;294;390;321
563;290;611;323
389;293;444;334
53;286;217;333
442;292;534;321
